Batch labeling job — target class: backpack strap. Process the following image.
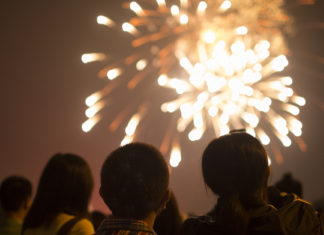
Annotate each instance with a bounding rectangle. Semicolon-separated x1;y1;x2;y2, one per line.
57;217;83;235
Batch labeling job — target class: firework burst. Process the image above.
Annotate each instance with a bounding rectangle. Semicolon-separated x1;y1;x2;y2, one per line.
82;0;306;167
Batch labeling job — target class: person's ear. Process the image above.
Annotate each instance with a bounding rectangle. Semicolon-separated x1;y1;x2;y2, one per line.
24;197;32;210
164;189;171;206
157;189;171;214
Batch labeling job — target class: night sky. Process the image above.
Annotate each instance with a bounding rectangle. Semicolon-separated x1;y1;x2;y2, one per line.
1;0;323;215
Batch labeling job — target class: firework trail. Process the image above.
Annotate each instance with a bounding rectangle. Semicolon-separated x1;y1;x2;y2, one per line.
82;0;307;167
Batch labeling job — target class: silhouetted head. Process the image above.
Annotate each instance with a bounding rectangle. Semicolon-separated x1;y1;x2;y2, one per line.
0;176;32;213
100;142;169;219
275;172;303;198
23;153;93;229
283;173;292;179
202;133;269;198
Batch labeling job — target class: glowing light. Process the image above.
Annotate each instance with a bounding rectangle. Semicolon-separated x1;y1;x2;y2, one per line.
161;102;178;113
246;127;256;137
257;130;270;145
197;92;209;103
97;15;115;27
203;31;217;44
197;1;207;13
281;76;293;86
231;41;245;54
207;76;226;92
130;1;144;15
274;118;289;135
243;69;262;84
270;81;284;90
278;93;288;102
180;14;189;25
253;64;262;72
85;93;101;107
190;64;205;88
85;107;97;118
188;128;203;141
81;53;106;64
243;113;259;127
170;146;181;167
293;96;306;106
180;103;193;119
107;68;121;80
284;87;294;97
284;104;300;115
208;106;218;117
255;40;270;51
236;26;248;35
156;0;166;7
122;22;137;34
125;114;140;136
279;135;292;147
291;127;302;137
180;57;192;71
245;49;258;64
211;96;221;105
158;74;168;86
121;136;133;146
136;59;147;71
83;0;306;165
272;55;289;71
289;117;303;129
82;116;100;133
171;5;179;16
193;113;204;128
169;78;190;94
85;101;104;118
220;113;229;124
220;0;232;11
224;102;238;114
220;125;230;136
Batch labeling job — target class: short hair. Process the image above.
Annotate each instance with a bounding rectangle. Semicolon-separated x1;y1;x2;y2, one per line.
202;133;269;197
23;153;94;230
100;142;169;219
0;176;32;212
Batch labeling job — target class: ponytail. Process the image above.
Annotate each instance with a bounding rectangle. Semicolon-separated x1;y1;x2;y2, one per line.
215;194;249;235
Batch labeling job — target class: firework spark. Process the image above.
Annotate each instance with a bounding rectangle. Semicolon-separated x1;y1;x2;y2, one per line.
82;0;306;166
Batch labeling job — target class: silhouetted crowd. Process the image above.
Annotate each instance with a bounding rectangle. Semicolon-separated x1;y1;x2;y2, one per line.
0;132;323;234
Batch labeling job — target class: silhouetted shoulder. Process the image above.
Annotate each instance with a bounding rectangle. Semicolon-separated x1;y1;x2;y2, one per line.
180;204;285;235
277;195;323;235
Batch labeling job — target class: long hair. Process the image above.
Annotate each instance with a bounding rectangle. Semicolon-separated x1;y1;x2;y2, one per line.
154;192;183;235
202;133;269;234
23;153;94;230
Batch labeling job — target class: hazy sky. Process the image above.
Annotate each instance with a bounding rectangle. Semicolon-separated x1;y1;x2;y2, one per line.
1;0;323;215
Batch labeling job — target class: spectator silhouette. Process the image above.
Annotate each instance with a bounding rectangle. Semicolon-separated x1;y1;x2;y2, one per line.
0;176;32;235
154;191;184;235
267;184;323;234
22;153;94;235
180;133;284;235
180;132;323;235
96;142;170;235
275;173;303;198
